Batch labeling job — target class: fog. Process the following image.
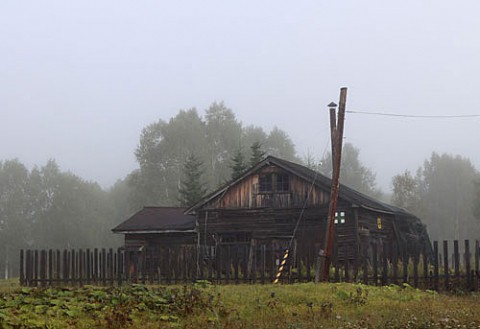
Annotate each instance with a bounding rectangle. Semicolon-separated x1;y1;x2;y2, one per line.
1;1;479;190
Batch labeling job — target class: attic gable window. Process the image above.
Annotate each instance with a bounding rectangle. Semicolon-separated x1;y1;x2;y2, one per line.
276;174;290;192
259;174;273;192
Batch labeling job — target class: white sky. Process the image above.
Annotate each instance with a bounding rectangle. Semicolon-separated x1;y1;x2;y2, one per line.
1;1;479;191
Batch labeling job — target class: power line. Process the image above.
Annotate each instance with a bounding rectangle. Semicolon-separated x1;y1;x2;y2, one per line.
347;110;480;118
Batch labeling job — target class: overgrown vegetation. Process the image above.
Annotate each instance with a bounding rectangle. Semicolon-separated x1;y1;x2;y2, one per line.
1;281;479;328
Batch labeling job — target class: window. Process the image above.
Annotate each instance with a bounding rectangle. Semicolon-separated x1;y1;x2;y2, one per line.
377;217;382;229
259;174;273;192
259;173;289;193
276;174;290;192
334;211;346;225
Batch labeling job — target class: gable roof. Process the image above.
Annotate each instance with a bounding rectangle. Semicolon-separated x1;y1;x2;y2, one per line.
112;207;196;234
185;155;406;216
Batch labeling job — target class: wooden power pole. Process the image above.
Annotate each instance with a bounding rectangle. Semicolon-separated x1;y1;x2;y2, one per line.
315;87;347;283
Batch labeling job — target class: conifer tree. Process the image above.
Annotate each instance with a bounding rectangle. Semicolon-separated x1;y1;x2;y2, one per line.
178;153;207;207
230;148;247;180
250;141;266;166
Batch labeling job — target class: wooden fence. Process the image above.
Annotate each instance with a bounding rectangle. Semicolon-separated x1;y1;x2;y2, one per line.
19;240;480;291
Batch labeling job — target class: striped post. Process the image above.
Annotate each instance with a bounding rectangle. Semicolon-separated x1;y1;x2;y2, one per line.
273;249;289;284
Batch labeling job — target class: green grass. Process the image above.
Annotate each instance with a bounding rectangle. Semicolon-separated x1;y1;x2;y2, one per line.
0;280;479;328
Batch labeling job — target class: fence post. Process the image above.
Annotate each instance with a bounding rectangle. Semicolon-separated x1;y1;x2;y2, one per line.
433;241;439;291
402;248;408;284
93;248;98;285
34;250;39;287
117;248;123;286
443;241;449;290
422;244;428;289
19;250;24;286
362;248;368;285
413;245;419;288
382;243;388;286
465;240;471;291
109;248;114;287
372;243;378;286
48;250;53;287
56;250;60;286
334;243;340;282
453;240;460;281
101;248;107;286
78;249;83;287
86;249;91;285
345;245;350;283
476;240;479;291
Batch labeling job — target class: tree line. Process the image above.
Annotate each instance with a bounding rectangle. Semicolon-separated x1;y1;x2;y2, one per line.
1;101;479;277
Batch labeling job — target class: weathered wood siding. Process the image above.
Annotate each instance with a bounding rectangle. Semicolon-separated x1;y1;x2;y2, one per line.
204;166;330;209
125;233;196;250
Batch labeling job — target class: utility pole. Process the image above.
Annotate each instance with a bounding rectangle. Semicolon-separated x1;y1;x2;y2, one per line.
315;87;347;283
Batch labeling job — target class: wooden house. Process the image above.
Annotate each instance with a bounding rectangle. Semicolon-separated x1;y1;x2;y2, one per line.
112;207;196;251
185;156;431;263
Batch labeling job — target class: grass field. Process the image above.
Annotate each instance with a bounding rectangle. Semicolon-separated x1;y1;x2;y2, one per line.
0;279;479;328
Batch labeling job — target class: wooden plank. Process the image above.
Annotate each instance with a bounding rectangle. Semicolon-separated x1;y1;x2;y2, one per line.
433;241;439;291
48;250;53;286
40;250;46;288
166;248;172;284
243;245;249;283
34;250;39;287
63;250;68;286
443;241;449;290
252;245;257;284
372;243;378;286
270;242;275;283
475;240;479;274
392;242;398;285
182;247;188;283
334;243;340;282
86;249;91;285
306;247;311;282
413;246;419;288
476;240;479;291
93;248;99;285
101;248;107;286
55;250;60;286
234;245;239;284
78;249;83;287
261;244;266;285
148;249;154;285
465;240;471;291
454;240;460;280
109;248;114;287
117;248;123;286
402;248;408;284
422;244;428;289
362;249;368;285
19;250;24;286
381;243;388;286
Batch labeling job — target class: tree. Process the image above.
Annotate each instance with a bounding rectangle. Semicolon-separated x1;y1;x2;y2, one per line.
0;160;32;278
265;126;297;161
319;143;381;198
391;170;420;213
416;153;479;241
178;154;207;207
474;179;480;220
129;102;299;208
130;109;206;208
250;141;266;166
230;148;247;180
205;102;242;186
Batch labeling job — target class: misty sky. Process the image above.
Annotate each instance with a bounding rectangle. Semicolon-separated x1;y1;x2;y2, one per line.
1;1;480;191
